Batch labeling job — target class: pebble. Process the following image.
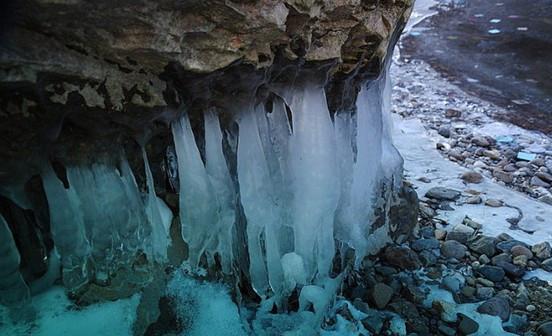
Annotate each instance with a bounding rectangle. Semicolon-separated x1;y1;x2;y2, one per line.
483;149;501;160
461;171;483;183
526;304;536;312
438;126;452;138
497;240;529;252
493;169;514;183
425;187;461;201
472;136;490;147
465;195;482;204
511;245;534;259
411;238;440;252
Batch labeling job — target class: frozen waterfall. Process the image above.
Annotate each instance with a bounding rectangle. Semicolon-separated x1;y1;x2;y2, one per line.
171;71;403;300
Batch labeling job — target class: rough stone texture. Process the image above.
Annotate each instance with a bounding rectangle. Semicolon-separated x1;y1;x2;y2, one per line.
441;240;467;259
383;245;421;270
0;0;413;169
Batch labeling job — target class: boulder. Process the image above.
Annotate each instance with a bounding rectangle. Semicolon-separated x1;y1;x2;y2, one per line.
477;296;511;322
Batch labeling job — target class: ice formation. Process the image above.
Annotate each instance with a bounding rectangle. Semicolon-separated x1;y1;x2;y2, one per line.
171;71;403;300
39;154;172;291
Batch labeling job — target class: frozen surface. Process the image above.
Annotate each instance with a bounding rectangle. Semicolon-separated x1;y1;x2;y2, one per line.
167;271;247;336
0;287;139;336
394;116;552;245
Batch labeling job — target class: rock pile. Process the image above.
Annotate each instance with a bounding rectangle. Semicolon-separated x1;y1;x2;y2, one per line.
336;186;552;335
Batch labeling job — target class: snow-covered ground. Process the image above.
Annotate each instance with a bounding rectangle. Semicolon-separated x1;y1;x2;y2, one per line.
0;287;139;336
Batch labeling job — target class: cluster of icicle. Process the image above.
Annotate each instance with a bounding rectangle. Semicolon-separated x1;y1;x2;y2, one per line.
0;149;173;310
171;72;403;307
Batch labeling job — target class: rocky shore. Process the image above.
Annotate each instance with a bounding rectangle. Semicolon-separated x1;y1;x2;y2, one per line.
317;49;552;335
392;57;552;206
333;200;552;335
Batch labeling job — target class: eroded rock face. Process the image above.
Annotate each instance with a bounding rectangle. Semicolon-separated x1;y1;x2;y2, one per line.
0;0;412;166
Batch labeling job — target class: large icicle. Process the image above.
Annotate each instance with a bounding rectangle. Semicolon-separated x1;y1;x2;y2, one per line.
171;113;218;269
0;213;31;309
42;164;90;291
204;108;236;273
142;148;173;262
287;80;340;281
237;103;284;297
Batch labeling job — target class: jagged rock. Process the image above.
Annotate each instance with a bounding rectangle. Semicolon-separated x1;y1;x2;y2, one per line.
383;246;421;271
468;235;497;257
477;296;511;322
0;0;414;164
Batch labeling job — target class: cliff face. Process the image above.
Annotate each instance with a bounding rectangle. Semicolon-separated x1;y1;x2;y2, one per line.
0;0;411;165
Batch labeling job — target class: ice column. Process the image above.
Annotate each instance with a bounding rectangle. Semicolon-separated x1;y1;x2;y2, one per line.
42;164;91;290
172;111;236;271
237;103;284;297
287;80;340;281
142;149;173;262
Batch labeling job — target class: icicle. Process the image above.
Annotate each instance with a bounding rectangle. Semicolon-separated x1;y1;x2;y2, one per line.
236;103;284;297
287;80;339;281
204;108;236;273
42;164;90;291
0;213;31;309
142;148;173;262
172;113;218;269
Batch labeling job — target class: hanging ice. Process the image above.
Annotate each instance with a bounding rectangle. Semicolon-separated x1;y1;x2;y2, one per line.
40;154;172;289
142;148;173;262
171;109;236;272
42;164;90;291
171;67;403;306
